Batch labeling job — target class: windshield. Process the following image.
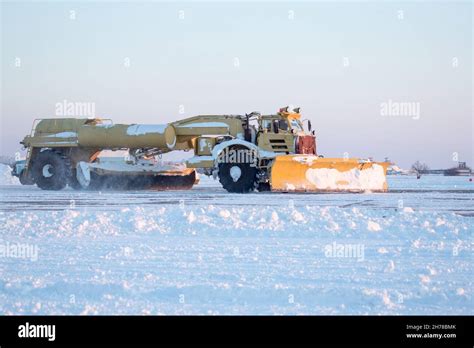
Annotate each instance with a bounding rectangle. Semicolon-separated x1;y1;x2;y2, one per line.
261;118;295;132
278;120;288;131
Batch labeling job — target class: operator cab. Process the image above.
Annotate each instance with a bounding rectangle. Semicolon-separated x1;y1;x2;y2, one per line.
260;117;291;134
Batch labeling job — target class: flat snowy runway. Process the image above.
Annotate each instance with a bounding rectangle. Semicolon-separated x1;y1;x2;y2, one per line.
0;175;472;314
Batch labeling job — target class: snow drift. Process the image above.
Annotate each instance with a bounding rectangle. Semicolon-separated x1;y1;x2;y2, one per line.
0;163;19;185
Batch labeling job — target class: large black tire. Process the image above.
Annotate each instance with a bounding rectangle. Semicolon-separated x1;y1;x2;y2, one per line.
31;150;69;190
19;169;35;185
218;161;257;193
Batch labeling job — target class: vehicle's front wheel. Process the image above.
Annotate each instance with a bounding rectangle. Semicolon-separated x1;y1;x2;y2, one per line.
31;150;69;190
218;162;257;193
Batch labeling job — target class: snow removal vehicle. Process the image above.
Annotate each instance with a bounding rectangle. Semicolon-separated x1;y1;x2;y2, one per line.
19;107;389;192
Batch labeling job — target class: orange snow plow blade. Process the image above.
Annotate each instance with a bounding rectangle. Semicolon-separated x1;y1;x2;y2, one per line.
270;155;389;192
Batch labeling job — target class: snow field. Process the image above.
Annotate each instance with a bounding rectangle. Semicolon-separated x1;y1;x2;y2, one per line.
0;164;472;314
0;201;471;314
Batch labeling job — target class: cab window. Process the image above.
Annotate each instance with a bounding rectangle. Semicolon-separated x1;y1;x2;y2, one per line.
278;120;288;131
261;119;289;131
262;120;272;131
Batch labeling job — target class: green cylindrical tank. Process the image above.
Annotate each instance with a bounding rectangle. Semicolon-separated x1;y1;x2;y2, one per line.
23;119;177;151
77;123;176;150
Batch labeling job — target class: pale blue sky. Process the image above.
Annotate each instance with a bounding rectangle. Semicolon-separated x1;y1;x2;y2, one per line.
1;1;472;168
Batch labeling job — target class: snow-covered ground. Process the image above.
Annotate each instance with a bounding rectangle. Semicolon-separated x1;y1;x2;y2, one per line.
0;164;472;315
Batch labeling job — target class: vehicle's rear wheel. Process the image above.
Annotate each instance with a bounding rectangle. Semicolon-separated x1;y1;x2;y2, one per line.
218;161;257;193
31;150;69;190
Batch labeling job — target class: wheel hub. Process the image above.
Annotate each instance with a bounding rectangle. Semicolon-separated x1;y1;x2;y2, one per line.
42;164;54;178
229;166;242;182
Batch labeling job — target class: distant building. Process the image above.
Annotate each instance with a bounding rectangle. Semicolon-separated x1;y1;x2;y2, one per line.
444;162;472;176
